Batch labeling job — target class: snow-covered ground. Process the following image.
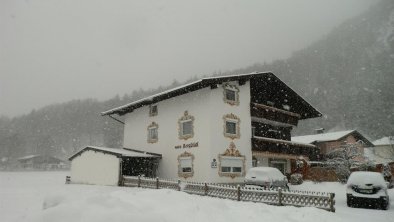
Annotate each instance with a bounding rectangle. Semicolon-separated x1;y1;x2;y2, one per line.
1;171;393;222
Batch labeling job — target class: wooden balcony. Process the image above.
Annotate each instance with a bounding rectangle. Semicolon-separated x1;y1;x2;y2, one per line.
251;137;320;160
250;103;300;126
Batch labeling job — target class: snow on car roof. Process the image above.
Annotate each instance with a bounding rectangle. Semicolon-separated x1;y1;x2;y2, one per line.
246;167;285;181
346;171;386;187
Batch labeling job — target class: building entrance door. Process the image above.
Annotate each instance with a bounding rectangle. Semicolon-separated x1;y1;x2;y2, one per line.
269;159;287;174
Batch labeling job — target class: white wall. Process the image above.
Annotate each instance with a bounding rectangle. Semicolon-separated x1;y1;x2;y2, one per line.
208;81;253;183
123;81;253;183
123;87;212;181
70;150;120;186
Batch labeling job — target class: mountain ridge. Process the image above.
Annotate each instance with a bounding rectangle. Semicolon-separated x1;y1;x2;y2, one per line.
1;0;393;164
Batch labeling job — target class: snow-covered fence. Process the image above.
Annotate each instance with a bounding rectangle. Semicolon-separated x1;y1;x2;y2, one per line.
122;176;335;212
123;176;180;191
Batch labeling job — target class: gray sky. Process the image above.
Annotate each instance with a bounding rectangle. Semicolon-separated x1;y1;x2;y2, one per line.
0;0;377;117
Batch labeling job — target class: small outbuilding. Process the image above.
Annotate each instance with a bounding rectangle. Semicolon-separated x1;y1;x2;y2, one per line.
68;146;161;186
17;154;66;170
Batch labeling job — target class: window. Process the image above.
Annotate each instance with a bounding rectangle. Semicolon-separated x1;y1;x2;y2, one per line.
178;152;194;178
178;111;194;140
223;113;240;139
223;83;239;106
226;121;237;135
149;104;158;116
218;142;245;178
269;159;287;175
147;122;158;143
181;120;193;136
225;89;236;101
220;156;244;173
149;128;157;140
179;157;192;172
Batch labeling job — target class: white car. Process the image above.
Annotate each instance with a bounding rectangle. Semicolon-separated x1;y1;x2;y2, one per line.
244;167;289;190
346;171;390;210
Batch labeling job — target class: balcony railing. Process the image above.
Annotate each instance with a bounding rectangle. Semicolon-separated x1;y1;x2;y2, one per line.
251;137;319;160
250;103;300;126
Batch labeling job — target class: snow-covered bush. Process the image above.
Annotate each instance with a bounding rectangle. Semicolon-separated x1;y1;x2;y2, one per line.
290;173;303;185
325;143;363;183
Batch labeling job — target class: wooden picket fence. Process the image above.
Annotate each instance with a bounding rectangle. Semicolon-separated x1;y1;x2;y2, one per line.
122;176;335;212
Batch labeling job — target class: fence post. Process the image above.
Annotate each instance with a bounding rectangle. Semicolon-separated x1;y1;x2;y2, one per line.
237;185;241;201
156;177;159;189
204;183;208;196
177;179;181;191
329;193;335;212
119;175;124;186
65;176;70;184
138;175;141;188
278;188;283;206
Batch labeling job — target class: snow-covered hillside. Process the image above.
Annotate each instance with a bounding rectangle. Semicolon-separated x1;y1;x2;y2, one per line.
0;171;393;222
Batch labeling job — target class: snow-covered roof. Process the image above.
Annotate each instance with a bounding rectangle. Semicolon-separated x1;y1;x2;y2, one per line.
17;154;64;161
364;147;394;164
101;73;257;116
68;146;161;161
17;155;40;160
373;136;394;146
291;130;373;146
253;136;317;148
101;72;321;119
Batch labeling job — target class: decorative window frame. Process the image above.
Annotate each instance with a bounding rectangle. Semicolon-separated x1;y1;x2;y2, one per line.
218;142;246;178
178;111;195;140
149;104;158;117
223;83;240;106
223;113;240;139
178;151;195;179
147;122;159;143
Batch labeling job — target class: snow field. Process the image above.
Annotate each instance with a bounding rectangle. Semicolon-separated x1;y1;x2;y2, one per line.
1;171;393;222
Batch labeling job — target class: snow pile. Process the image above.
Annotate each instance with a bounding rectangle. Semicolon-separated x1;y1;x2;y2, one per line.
33;186;340;222
1;171;394;222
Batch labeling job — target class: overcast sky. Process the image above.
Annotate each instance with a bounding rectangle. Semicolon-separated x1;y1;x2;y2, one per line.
0;0;377;117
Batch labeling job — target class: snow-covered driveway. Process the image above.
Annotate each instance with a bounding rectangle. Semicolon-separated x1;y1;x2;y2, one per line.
1;171;393;222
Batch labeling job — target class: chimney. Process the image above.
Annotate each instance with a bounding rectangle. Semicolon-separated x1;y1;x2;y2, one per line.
315;128;325;134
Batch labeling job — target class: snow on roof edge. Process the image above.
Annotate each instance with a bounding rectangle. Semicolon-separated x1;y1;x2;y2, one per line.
253;136;317;148
68;146;160;161
101;72;267;116
373;136;394;146
291;130;356;144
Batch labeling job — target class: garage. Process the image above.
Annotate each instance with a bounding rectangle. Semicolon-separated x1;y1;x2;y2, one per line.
69;146;161;186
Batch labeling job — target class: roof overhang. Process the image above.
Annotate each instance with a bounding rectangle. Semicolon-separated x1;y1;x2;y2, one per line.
101;72;322;119
101;72;262;116
312;130;374;147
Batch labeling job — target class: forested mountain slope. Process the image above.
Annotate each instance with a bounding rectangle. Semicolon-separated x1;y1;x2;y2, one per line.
1;0;393;164
226;0;394;138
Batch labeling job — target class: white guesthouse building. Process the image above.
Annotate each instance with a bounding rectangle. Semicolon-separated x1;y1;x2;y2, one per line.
69;72;321;185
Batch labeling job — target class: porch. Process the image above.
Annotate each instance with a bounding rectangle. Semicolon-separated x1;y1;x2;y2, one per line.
251;136;319;175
